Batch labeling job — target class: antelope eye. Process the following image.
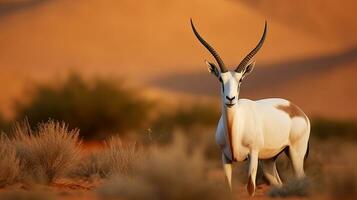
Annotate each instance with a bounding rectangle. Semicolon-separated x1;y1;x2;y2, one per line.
219;77;223;82
239;79;242;83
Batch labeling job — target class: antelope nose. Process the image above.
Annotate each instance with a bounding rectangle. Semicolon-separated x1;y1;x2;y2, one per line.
226;96;235;101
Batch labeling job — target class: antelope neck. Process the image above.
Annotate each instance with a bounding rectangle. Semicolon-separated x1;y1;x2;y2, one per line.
222;104;237;161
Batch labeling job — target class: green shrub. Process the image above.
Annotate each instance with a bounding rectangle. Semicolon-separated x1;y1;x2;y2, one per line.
15;73;152;139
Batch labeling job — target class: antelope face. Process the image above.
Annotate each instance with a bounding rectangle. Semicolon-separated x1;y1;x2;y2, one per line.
191;19;266;108
206;62;255;108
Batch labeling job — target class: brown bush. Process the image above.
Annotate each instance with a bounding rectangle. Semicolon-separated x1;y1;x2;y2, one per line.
0;134;21;187
10;120;82;184
97;134;231;200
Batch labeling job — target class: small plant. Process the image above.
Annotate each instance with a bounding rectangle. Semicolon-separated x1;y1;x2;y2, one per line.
10;120;82;184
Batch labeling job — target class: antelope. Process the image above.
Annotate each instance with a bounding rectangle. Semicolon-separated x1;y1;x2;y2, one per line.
190;19;310;196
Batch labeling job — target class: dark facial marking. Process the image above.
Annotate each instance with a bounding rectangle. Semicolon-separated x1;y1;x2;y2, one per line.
219;77;225;92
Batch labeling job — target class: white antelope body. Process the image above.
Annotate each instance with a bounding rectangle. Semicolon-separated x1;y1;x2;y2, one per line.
191;19;310;196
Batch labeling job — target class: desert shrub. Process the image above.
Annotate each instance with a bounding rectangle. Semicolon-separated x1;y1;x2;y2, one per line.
0;134;21;187
71;136;140;179
0;190;55;200
0;113;9;132
10;120;82;184
15;73;152;139
311;118;357;140
97;134;230;200
151;104;219;141
268;178;310;197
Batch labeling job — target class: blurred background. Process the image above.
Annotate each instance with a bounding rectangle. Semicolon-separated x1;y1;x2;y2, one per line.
0;0;356;140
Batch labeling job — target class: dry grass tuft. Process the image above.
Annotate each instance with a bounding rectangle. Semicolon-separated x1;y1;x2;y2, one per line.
0;134;21;188
104;136;141;176
71;136;140;179
97;134;230;200
268;178;310;198
10;120;82;184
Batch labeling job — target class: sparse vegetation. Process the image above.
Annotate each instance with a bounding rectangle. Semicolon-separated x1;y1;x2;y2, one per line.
0;116;355;200
97;134;230;200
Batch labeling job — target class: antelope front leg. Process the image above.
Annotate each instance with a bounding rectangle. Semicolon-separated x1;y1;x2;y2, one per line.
247;149;259;196
222;153;232;190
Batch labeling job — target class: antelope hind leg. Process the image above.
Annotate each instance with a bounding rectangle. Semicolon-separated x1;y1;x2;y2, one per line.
289;146;306;178
288;136;309;178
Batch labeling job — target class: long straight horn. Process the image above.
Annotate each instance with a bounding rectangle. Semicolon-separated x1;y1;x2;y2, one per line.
190;19;228;73
235;21;267;72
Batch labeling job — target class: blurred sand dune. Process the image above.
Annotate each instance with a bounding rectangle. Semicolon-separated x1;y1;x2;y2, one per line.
237;0;357;46
152;46;357;119
0;0;356;119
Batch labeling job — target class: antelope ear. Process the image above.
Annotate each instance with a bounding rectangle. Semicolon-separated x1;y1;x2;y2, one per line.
205;60;220;77
242;62;255;78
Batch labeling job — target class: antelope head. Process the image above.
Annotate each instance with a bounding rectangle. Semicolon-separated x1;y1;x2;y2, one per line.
191;19;267;109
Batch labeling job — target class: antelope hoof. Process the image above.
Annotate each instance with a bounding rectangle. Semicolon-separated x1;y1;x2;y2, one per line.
247;175;255;196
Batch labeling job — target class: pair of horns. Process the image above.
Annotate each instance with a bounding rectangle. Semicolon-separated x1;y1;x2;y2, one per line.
190;19;267;73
